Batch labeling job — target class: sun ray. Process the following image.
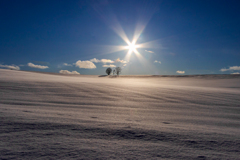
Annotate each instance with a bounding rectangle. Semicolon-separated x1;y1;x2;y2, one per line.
112;24;131;45
137;39;164;49
88;45;129;56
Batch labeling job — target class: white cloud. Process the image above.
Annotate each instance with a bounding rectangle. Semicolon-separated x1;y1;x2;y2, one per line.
228;66;240;70
101;59;114;63
154;60;161;64
102;64;116;68
145;50;154;53
0;64;20;70
59;70;80;75
63;63;72;66
176;70;185;74
90;58;99;63
220;68;228;72
89;58;127;64
28;63;49;69
115;58;127;63
220;66;240;72
75;60;96;69
231;72;240;74
90;58;114;64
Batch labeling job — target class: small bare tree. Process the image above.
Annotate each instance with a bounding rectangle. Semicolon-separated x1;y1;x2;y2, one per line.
106;67;112;75
115;67;121;76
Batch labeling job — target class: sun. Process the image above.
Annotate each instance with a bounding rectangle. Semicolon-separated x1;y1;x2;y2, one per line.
128;43;136;51
126;42;139;54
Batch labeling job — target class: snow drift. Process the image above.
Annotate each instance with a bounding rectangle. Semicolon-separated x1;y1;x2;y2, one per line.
0;69;239;159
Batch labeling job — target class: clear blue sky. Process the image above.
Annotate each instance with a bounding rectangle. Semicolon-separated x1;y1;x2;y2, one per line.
1;0;240;75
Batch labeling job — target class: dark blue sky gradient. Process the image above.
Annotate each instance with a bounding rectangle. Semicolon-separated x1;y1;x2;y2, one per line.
1;0;240;75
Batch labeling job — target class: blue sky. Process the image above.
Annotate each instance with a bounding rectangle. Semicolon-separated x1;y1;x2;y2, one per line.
1;0;240;75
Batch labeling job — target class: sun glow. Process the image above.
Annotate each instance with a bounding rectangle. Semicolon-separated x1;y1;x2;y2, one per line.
126;42;139;53
92;1;161;66
128;43;136;51
90;10;162;64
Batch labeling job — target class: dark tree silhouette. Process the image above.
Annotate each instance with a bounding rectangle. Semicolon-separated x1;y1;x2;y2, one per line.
113;69;115;75
115;67;121;76
106;67;112;75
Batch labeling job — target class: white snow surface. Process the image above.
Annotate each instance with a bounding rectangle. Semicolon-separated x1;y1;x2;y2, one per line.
0;69;240;159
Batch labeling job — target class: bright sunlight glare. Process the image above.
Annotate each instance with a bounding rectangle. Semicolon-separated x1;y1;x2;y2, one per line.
128;43;136;51
126;42;140;54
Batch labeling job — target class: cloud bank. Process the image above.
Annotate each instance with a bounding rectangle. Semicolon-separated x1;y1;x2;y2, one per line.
220;66;240;72
176;71;185;74
231;72;240;74
59;70;80;75
102;64;116;68
28;63;49;69
90;58;114;64
0;64;20;70
75;60;96;69
115;58;127;63
154;60;161;64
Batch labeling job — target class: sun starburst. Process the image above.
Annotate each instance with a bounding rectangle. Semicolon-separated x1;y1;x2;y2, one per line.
125;42;140;54
89;13;162;64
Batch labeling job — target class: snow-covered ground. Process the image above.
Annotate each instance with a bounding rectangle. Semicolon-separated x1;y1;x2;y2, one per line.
0;69;240;159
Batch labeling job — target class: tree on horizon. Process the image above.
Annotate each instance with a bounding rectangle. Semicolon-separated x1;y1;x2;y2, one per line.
115;67;121;76
106;67;112;75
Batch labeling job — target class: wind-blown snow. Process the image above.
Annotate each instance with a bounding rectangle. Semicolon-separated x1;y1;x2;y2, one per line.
0;69;240;159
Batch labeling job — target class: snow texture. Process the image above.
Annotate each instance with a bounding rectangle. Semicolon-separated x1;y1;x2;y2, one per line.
0;69;240;159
